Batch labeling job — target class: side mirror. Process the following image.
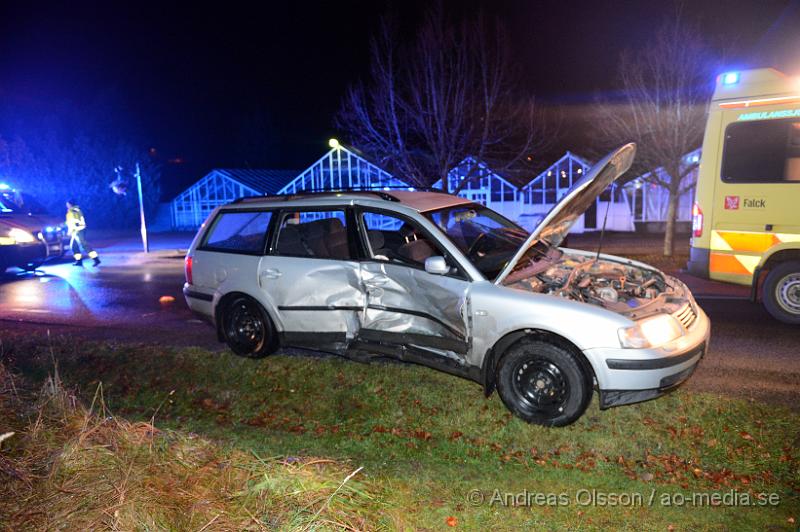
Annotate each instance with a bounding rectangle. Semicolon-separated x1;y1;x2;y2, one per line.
424;256;450;275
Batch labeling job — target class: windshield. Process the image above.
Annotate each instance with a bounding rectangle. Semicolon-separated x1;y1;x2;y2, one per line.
424;203;529;279
0;191;49;215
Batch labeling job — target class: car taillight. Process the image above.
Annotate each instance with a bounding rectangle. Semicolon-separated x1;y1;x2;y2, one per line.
185;255;193;284
692;202;703;238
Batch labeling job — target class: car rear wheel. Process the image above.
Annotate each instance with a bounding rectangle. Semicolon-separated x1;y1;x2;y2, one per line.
763;261;800;325
496;339;591;426
221;296;277;358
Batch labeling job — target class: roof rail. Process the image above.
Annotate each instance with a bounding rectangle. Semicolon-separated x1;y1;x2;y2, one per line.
230;186;448;204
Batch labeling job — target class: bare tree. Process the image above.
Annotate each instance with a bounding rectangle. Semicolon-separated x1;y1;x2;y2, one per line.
336;9;549;190
596;14;719;256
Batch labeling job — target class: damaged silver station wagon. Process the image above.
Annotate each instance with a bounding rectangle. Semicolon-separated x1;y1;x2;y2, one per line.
184;144;710;426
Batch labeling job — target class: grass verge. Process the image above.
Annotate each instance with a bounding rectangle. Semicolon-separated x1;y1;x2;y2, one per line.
1;333;798;530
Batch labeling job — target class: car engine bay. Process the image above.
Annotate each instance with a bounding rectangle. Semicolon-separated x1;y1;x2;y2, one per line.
505;249;680;314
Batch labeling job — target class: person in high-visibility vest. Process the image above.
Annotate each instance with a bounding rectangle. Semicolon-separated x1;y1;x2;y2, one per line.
66;199;100;267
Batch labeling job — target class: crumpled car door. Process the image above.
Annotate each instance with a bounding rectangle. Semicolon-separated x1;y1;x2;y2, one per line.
357;260;470;361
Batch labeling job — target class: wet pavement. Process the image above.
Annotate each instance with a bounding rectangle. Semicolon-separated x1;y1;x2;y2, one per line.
0;232;217;348
0;232;797;407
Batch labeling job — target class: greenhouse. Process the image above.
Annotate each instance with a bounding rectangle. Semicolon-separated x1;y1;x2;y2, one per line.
277;140;408;195
170;169;297;229
431;157;521;221
623;148;700;226
170;141;407;230
170;142;698;234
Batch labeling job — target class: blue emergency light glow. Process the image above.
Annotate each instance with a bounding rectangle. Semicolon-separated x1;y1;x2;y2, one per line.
0;183;9;190
722;72;740;85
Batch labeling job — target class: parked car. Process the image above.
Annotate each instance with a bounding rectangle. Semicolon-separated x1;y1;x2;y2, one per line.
183;144;710;426
0;186;68;272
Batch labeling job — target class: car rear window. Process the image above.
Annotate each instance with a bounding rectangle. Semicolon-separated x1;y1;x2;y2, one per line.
202;211;272;253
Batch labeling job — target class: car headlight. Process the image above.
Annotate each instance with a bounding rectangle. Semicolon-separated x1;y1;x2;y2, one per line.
618;314;683;349
8;227;36;244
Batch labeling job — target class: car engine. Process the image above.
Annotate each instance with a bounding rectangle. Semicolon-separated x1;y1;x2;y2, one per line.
507;252;669;313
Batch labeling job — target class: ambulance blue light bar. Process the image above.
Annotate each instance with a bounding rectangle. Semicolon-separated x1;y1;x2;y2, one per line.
721;72;740;85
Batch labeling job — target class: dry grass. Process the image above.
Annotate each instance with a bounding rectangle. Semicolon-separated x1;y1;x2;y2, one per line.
0;361;385;531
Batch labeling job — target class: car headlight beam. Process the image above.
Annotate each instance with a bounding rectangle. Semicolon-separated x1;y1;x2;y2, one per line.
618;314;684;349
8;227;37;244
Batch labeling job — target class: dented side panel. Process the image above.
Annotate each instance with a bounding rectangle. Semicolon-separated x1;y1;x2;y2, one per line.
358;261;470;356
258;255;364;352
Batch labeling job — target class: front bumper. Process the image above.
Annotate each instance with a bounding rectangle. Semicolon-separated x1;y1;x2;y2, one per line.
0;241;48;270
598;343;704;408
40;229;68;258
584;301;711;409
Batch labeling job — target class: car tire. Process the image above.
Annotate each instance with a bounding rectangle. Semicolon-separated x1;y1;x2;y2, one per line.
496;339;591;426
21;260;43;272
762;261;800;325
220;295;277;358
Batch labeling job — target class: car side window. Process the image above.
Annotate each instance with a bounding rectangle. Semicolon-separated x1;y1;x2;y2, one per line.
274;210;352;260
361;211;447;268
202;210;272;253
722;118;800;183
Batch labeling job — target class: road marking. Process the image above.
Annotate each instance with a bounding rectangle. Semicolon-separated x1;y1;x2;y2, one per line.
7;308;52;313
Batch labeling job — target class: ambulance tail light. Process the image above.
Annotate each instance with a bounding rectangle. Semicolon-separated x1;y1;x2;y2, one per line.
692;202;703;238
185;255;193;284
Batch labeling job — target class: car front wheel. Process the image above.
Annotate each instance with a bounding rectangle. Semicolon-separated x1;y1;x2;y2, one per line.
221;296;277;358
21;260;44;272
763;261;800;324
496;339;592;426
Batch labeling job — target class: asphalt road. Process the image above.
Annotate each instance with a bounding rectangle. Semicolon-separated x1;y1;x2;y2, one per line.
0;250;217;348
1;237;797;408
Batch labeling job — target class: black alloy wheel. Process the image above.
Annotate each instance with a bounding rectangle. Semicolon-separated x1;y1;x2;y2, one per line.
222;296;275;358
496;339;591;426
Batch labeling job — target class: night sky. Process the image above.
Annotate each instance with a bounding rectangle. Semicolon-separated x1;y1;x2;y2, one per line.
2;1;798;198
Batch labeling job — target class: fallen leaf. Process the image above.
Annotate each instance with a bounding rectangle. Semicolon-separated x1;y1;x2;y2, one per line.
446;516;458;527
739;431;754;441
413;430;432;441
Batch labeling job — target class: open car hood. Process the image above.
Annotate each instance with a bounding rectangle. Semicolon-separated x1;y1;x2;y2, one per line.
494;143;636;285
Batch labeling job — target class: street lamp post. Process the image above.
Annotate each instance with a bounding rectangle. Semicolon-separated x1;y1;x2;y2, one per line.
135;162;149;253
112;163;149;253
